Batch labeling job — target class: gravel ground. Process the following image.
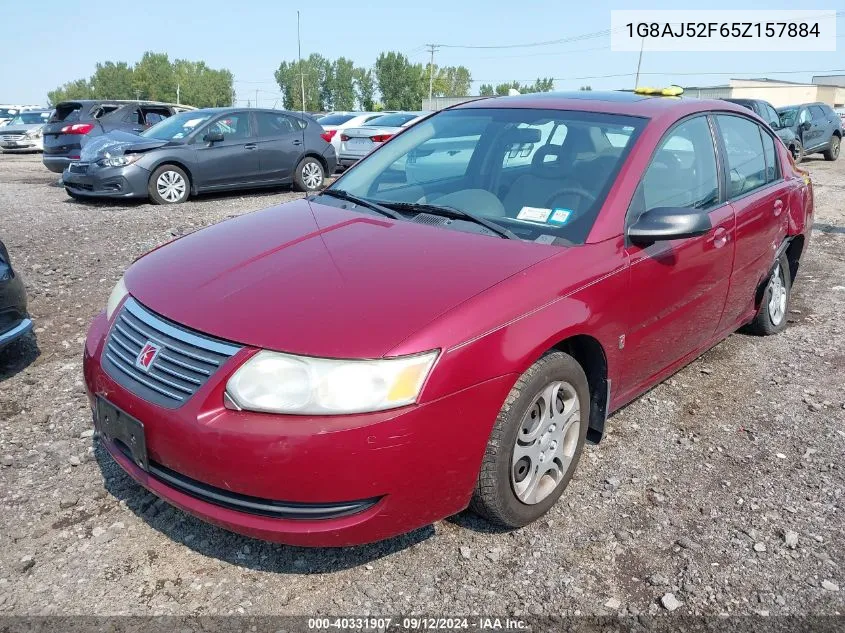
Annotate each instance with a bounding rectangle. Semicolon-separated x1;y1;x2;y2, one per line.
0;153;842;620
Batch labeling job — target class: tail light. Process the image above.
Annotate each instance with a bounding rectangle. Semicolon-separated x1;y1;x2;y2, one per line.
59;123;95;135
340;134;350;142
320;129;337;143
370;134;393;143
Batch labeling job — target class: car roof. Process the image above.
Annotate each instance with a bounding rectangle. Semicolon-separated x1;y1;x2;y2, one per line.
454;90;750;122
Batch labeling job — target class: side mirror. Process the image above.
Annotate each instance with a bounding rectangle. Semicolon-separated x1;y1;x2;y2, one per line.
203;131;224;143
800;121;811;132
628;206;712;245
770;120;781;130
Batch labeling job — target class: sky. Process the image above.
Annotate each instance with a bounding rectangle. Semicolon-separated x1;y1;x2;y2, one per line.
1;0;842;107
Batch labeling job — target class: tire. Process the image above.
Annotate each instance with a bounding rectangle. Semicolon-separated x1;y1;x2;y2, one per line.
148;165;190;204
823;135;840;161
790;142;805;164
746;251;791;336
471;351;590;528
293;156;325;192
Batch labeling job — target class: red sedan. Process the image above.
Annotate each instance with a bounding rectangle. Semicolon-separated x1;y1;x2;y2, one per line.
83;91;813;546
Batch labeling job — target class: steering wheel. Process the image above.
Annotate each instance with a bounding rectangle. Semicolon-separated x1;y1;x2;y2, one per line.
545;187;597;212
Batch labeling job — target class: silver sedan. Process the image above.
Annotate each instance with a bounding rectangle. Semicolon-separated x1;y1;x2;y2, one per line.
337;112;429;168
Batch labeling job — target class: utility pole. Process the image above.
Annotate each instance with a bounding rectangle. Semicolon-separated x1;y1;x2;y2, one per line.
176;83;180;105
255;89;259;109
634;37;644;89
298;11;306;113
426;44;440;108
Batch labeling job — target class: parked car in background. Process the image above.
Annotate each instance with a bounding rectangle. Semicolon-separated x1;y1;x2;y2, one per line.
42;100;193;173
777;102;842;161
83;92;813;546
834;106;845;126
62;108;336;204
0;105;41;126
1;110;53;153
318;112;384;161
338;111;430;168
0;238;32;352
722;98;801;160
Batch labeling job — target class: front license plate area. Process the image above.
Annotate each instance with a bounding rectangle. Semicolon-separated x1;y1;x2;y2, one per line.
96;398;148;471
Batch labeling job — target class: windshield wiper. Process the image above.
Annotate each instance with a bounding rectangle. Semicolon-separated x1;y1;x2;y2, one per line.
383;202;519;240
317;189;404;220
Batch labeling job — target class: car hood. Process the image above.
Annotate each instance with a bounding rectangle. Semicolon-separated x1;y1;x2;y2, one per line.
125;199;557;358
80;130;171;161
1;123;44;133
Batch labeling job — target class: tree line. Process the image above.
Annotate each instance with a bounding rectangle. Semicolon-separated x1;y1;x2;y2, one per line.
47;52;235;108
275;52;555;111
46;50;559;112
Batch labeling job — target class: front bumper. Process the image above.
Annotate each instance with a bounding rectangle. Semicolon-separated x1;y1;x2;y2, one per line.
63;163;151;199
83;309;513;546
1;139;43;152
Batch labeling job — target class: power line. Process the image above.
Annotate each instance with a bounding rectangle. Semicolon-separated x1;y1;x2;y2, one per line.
435;28;616;50
469;68;845;83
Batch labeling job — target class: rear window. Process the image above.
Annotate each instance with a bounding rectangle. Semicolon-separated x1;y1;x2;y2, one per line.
50;102;119;123
364;113;420;128
319;114;356;125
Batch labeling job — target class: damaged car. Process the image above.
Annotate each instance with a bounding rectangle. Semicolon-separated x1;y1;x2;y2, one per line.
0;239;32;352
63;108;336;204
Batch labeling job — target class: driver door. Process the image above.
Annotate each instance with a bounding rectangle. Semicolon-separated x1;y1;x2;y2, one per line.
192;112;260;189
621;114;735;396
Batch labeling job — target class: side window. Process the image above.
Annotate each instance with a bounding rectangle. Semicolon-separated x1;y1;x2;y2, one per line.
760;129;778;183
716;115;768;197
255;112;296;137
207;113;250;140
810;105;827;121
763;104;780;128
632;116;719;219
798;108;810;124
143;111;166;127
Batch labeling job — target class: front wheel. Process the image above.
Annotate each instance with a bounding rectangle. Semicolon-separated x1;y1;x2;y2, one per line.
293;157;325;192
823;135;840;161
790;142;804;164
148;165;190;204
470;351;589;528
746;252;791;336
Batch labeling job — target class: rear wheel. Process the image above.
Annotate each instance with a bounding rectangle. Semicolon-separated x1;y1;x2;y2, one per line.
471;351;589;528
148;165;189;204
747;252;791;336
293;157;325;192
823;135;840;161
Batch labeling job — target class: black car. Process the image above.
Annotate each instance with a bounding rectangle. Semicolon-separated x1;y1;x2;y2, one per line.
0;239;31;352
776;102;842;162
62;108;337;204
42;100;191;173
722;98;801;160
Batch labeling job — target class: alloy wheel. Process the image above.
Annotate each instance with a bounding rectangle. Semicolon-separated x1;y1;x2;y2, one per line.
156;171;187;203
302;161;323;190
511;380;581;505
768;263;787;326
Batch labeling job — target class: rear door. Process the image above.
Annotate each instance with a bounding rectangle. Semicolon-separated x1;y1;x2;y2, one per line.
191;112;259;188
251;111;303;182
622;114;735;391
713;113;789;330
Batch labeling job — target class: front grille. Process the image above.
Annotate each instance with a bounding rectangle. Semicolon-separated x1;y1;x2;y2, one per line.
102;298;241;408
111;440;381;520
1;133;25;141
66;182;93;191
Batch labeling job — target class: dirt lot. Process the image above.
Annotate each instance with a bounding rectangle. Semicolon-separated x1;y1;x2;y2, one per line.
0;153;842;620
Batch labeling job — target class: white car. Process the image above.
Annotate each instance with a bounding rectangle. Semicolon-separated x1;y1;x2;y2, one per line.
0;105;42;127
318;112;385;165
0;110;52;152
338;111;430;168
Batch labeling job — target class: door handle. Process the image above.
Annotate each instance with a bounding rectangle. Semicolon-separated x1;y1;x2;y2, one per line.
773;200;784;217
711;227;729;249
244;143;256;150
292;139;302;146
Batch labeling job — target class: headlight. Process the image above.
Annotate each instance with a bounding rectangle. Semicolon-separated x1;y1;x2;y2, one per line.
96;154;141;168
105;276;129;320
226;350;439;415
25;128;43;138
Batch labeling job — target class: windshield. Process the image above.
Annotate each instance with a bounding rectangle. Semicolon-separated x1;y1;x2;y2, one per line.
319;113;356;125
778;108;798;127
365;113;421;128
331;108;645;245
11;112;50;125
0;108;19;118
141;111;212;140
